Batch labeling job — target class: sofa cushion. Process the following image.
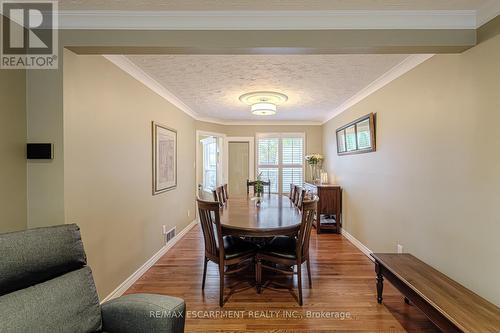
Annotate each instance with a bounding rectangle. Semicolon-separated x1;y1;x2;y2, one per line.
0;224;87;296
0;266;102;333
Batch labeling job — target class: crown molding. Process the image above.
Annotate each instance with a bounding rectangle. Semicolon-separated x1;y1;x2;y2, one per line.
59;10;478;30
106;54;434;127
104;55;323;126
321;54;434;124
196;117;323;126
477;1;500;27
103;55;199;119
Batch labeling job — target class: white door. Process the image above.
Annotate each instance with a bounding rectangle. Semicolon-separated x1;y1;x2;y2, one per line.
228;142;249;196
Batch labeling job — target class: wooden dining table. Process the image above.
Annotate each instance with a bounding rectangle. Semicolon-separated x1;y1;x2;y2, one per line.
220;194;303;237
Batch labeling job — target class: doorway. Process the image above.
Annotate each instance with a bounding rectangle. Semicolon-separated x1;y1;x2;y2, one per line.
196;131;225;198
224;137;255;197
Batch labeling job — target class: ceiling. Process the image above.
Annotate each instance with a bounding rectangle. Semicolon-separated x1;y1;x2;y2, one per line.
126;54;409;123
60;0;490;11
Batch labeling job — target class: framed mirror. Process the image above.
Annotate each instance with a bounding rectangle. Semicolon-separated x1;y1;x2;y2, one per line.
336;113;376;156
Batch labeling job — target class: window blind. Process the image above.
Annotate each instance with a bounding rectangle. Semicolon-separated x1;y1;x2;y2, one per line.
256;133;304;194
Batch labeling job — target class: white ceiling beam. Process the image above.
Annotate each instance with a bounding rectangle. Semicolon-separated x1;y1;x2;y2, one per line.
59;10;478;30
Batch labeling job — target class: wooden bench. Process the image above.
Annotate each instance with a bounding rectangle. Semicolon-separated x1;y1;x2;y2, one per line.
371;253;500;333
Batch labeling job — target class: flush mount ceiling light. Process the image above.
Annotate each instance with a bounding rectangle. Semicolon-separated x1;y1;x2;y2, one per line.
239;91;288;116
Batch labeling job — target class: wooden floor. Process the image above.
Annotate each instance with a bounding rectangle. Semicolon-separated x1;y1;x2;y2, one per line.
127;225;439;333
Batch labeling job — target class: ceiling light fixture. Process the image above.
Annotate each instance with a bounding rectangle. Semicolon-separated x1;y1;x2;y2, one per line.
239;91;288;116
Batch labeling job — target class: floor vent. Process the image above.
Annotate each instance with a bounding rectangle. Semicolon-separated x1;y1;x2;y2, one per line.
165;227;176;243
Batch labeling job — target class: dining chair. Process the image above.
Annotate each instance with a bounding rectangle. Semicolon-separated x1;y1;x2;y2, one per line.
197;198;258;307
212;186;226;206
256;196;319;306
297;188;307;211
222;183;229;201
247;179;271;195
293;185;302;207
289;183;296;201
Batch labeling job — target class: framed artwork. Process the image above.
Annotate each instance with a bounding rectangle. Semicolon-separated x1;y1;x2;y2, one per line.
336;113;376;156
152;122;177;195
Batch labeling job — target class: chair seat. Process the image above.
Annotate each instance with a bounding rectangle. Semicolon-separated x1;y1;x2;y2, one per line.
260;236;297;260
223;236;258;260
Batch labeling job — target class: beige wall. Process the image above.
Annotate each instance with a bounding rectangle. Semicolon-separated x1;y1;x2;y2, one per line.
322;34;500;306
26;68;65;228
0;70;27;233
196;121;323;181
63;51;196;298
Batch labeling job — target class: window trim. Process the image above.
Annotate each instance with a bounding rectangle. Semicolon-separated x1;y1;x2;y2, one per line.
256;132;306;194
201;137;218;192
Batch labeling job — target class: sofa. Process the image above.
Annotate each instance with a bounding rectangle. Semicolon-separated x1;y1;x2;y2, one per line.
0;224;185;333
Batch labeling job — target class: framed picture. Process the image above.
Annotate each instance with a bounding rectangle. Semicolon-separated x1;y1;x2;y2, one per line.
336;113;376;156
152;122;177;195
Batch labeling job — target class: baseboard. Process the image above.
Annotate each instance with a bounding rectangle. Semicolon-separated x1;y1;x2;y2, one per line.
101;219;198;303
341;228;374;262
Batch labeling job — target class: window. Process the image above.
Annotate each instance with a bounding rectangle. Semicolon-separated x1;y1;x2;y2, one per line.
257;133;304;194
201;137;217;191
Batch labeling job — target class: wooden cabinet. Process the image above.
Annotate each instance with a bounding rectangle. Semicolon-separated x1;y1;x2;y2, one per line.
304;183;342;234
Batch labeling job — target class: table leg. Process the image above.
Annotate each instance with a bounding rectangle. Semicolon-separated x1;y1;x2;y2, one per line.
375;262;384;304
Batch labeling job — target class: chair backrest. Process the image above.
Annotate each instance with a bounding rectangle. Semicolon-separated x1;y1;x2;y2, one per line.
212;186;226;206
0;224;102;332
296;196;319;260
297;188;307;210
247;179;271;195
223;183;229;201
293;185;302;206
289;183;296;200
197;198;224;261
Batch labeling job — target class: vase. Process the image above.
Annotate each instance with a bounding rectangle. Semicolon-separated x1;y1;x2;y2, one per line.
309;163;322;184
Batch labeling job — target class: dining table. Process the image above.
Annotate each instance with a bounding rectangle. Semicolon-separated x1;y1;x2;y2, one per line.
219;194;303;237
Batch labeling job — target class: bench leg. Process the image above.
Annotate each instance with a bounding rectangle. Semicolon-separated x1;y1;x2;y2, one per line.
375;262;384;304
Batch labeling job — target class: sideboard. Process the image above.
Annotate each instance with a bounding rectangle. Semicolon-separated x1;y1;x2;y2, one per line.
304;183;342;234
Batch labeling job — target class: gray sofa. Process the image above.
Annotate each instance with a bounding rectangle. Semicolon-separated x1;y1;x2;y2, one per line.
0;224;185;333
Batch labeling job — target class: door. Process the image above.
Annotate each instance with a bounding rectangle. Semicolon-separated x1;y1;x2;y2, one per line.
228;142;249;196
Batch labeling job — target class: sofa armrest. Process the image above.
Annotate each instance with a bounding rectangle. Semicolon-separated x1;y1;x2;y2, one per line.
101;293;185;333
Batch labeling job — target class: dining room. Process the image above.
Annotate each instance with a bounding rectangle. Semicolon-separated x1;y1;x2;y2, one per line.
59;38;500;331
3;5;499;331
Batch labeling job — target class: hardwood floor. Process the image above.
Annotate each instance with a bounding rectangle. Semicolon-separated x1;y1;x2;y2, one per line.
126;225;439;332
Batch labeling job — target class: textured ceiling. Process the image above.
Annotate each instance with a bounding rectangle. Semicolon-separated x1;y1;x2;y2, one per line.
126;54;409;122
59;0;489;11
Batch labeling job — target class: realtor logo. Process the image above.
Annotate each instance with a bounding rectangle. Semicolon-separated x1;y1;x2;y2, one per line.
1;0;58;69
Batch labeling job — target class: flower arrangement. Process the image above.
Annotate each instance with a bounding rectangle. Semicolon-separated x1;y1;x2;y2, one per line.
305;154;324;165
254;172;264;196
305;154;324;184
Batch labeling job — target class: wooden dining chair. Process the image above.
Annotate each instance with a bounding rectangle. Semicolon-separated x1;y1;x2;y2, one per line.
247;179;271;195
222;184;229;201
212;186;226;206
297;188;307;211
289;183;296;201
256;196;319;306
293;185;302;207
197;198;258;307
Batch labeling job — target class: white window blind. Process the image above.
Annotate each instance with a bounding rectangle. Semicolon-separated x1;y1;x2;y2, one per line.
256;133;304;194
